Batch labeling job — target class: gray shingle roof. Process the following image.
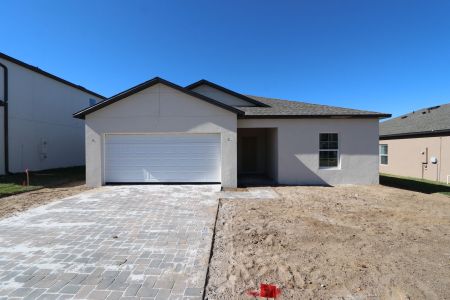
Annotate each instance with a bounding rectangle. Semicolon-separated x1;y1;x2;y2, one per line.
74;77;391;120
380;103;450;137
239;95;390;118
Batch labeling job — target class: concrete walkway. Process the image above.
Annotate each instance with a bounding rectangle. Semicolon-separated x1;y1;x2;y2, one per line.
0;185;220;300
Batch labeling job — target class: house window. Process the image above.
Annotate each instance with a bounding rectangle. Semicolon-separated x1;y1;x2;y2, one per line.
319;133;339;168
89;98;97;106
380;144;388;165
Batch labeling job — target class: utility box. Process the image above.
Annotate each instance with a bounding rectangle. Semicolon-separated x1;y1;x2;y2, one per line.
421;148;428;164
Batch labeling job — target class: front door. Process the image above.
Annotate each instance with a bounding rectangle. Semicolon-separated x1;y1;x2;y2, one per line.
241;136;258;173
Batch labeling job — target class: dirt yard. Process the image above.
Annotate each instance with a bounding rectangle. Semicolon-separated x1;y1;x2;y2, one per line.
0;181;91;219
206;185;450;300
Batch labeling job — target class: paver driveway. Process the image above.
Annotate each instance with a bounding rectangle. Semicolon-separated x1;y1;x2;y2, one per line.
0;185;221;300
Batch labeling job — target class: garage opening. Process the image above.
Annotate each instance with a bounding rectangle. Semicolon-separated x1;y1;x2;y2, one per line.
237;128;278;186
104;133;221;183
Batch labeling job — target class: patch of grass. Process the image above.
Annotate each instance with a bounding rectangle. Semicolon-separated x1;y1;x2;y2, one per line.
0;166;85;198
0;184;39;198
380;173;450;196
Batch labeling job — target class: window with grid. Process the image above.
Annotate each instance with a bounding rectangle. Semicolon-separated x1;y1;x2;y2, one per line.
319;133;339;168
379;144;388;165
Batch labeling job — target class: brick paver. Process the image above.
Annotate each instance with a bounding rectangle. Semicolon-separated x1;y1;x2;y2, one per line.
0;185;220;299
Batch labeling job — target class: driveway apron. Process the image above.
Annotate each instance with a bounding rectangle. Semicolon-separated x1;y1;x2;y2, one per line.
0;185;220;300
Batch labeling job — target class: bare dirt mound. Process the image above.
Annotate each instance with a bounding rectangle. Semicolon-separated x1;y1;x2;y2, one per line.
206;185;450;299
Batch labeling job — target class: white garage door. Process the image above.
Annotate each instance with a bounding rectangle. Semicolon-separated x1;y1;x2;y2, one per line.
104;134;221;183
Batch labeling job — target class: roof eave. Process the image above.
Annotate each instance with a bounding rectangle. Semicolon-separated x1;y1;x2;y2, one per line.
239;113;391;119
380;128;450;140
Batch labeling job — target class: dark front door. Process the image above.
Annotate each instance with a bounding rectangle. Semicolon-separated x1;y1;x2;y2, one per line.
242;136;258;173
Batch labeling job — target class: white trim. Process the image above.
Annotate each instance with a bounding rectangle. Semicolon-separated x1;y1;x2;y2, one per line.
379;144;388;165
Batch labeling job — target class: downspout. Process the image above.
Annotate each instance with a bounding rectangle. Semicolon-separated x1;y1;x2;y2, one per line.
0;62;9;174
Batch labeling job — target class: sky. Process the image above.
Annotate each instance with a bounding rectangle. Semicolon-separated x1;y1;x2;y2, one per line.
1;0;450;118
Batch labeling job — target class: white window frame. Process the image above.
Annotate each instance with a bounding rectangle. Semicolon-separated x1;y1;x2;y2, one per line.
319;133;340;169
379;144;388;165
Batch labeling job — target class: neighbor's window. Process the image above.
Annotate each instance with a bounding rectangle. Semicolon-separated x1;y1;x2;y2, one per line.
319;133;339;168
380;144;388;165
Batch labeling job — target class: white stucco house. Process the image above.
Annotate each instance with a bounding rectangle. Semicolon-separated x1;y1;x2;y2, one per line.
74;77;390;188
0;53;105;175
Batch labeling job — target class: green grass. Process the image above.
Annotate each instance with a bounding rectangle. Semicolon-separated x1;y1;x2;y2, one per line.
380;173;450;196
0;166;85;198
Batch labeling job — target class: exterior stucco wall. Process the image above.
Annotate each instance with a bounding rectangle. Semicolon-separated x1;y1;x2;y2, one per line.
379;136;450;182
0;57;103;174
85;83;237;187
191;85;255;107
267;128;278;181
238;118;379;185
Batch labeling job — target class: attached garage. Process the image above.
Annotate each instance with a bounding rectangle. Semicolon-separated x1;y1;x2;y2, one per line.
74;78;238;187
104;133;221;183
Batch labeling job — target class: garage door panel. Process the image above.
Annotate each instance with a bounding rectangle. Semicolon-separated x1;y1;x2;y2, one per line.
106;165;219;171
106;135;218;143
106;160;219;167
105;170;216;182
106;145;218;154
105;134;221;183
105;145;220;157
105;169;218;182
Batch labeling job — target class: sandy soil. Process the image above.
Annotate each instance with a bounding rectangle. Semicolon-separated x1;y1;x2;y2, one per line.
0;181;91;219
206;185;450;300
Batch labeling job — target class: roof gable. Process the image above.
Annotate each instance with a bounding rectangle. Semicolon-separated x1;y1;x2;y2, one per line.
185;80;269;107
73;77;243;119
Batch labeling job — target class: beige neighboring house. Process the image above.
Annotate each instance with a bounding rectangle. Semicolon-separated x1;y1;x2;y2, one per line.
74;77;390;188
379;103;450;183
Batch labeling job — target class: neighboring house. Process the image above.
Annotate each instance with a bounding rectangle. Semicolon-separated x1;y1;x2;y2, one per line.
0;53;105;175
379;103;450;183
74;77;390;188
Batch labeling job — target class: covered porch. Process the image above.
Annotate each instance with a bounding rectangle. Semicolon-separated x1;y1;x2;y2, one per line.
237;128;278;186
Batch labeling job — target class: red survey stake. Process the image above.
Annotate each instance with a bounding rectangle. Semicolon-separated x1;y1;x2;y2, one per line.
247;283;281;299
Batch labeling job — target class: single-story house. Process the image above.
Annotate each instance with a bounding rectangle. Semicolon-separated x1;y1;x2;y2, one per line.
74;77;390;188
0;53;105;175
380;103;450;183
